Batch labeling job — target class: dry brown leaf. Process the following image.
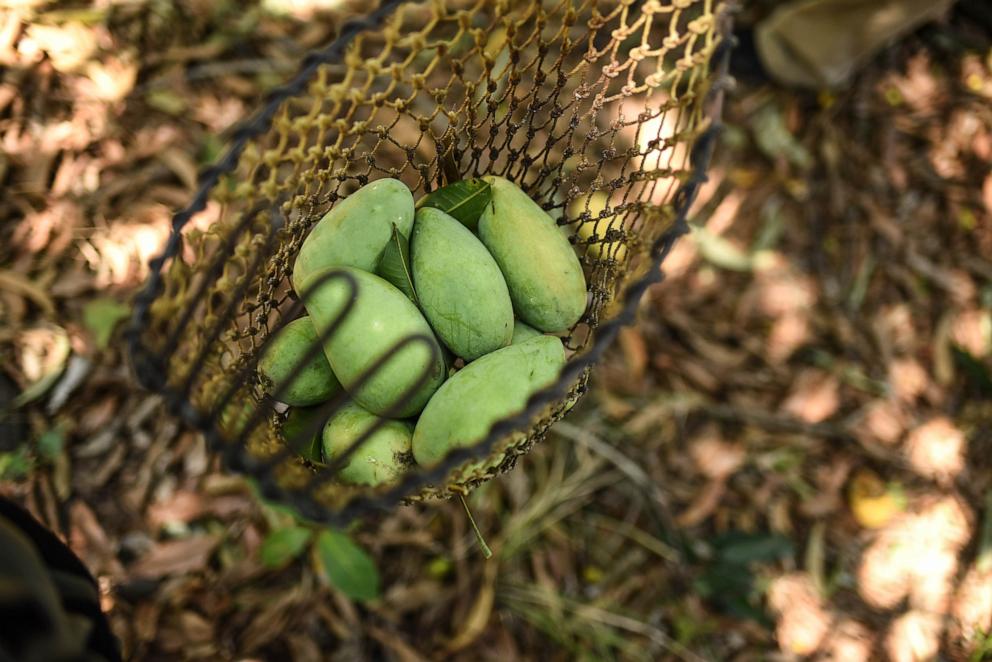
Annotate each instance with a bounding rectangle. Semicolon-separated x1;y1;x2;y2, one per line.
984;172;992;215
800;457;852;518
69;500;123;578
752;259;817;318
133;601;160;644
85;57;138;102
858;494;972;610
0;269;55;316
617;326;647;384
676;479;725;527
148;489;206;530
873;304;918;357
367;626;431;662
24;22;97;73
951;565;992;653
688;428;745;480
848;469;902;530
767;573;830;657
782;370;840;424
241;585;308;653
885;610;941;662
887;357;929;402
287;633;323;662
179;610;214;645
904;417;966;483
856;399;906;446
767;312;810;364
129;534;220;579
446;558;498;652
78;395;119;434
159;147;199;191
951;307;991;357
821;618;873;662
383;579;446;614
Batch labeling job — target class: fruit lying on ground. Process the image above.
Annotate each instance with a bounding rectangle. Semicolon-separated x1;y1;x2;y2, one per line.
478;176;587;333
412;335;565;469
257;317;342;406
299;266;446;418
292;178;414;294
322;402;413;486
411;207;513;361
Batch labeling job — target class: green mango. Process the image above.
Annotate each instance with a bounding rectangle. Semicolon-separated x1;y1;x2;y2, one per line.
282;406;327;463
257;317;342;406
292;178;414;293
510;320;542;344
300;266;446;418
411;207;513;361
412;335;565;468
478;176;587;333
323;402;413;486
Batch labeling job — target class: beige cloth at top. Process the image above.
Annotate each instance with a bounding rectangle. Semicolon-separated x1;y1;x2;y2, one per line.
755;0;956;89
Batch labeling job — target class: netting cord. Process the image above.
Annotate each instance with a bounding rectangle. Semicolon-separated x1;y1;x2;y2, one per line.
125;0;409;389
126;0;737;525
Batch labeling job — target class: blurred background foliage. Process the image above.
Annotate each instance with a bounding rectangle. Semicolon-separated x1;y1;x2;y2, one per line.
0;0;991;659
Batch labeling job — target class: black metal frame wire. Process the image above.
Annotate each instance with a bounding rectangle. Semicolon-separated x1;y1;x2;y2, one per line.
126;0;737;526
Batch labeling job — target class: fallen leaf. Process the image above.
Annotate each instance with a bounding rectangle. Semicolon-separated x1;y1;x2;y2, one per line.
0;269;56;316
782;370;840;424
82;297;130;349
857;399;906;446
904;417;966;483
46;354;92;413
888;357;930;402
951;307;991;358
689;429;746;479
750;104;813;170
951;564;992;652
146;88;188;115
617;326;647;383
885;610;941;662
36;426;64;461
848;469;903;529
768;573;830;656
315;529;379;602
25;22;97;73
677;479;726;527
260;526;312;569
822;619;873;662
13;325;71;407
447;555;498;652
691;224;753;272
148;490;206;529
129;534;220;579
85;56;137;101
368;625;431;662
179;611;214;645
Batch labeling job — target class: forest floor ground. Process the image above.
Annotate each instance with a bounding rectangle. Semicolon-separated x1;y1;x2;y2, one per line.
1;2;991;660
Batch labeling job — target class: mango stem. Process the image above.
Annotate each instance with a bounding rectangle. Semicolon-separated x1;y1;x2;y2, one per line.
459;494;493;559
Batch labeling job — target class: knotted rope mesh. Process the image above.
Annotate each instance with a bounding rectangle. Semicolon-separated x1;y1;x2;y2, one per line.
127;0;734;525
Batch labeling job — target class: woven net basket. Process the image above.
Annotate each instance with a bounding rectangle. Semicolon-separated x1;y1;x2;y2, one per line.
128;0;734;525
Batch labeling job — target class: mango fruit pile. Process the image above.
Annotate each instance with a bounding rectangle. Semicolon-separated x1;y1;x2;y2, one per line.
257;176;587;487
